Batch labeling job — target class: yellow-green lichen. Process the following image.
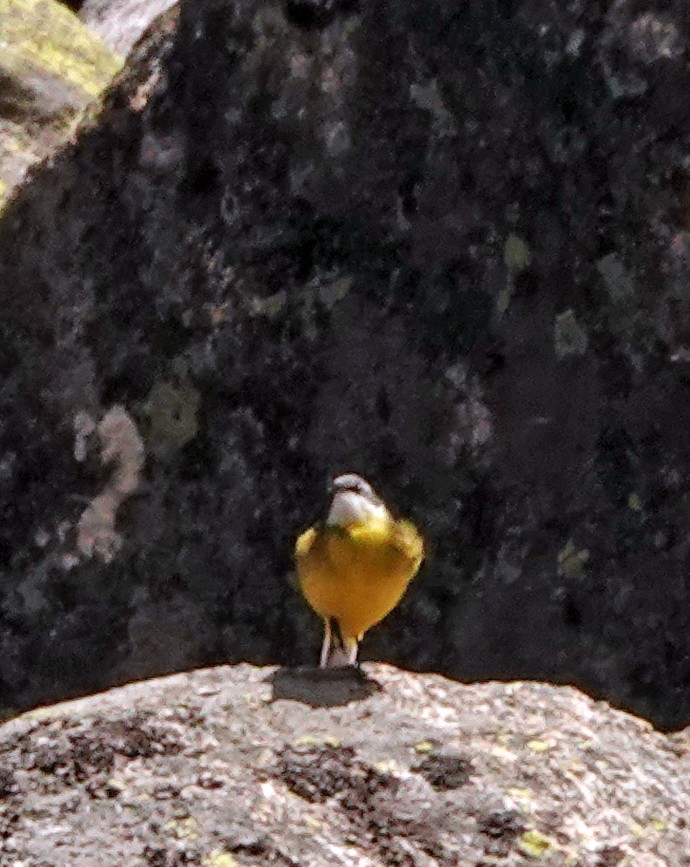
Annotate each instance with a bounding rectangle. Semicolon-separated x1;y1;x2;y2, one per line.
518;829;554;859
508;787;535;802
554;309;588;358
251;289;287;318
166;817;199;841
247;272;352;332
557;540;590;580
202;851;237;867
24;705;60;721
304;817;322;829
410;79;456;135
142;358;200;457
628;492;642;511
0;0;121;205
0;0;122;96
526;739;552;753
317;275;352;309
295;734;341;748
374;759;399;773
498;233;532;314
504;233;532;273
297;272;355;339
497;287;512;314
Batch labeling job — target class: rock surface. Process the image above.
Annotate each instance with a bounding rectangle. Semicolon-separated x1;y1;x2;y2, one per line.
1;664;688;866
79;0;177;56
0;0;121;207
1;0;690;728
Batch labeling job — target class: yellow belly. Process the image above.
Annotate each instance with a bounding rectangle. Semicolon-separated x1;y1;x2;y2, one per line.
295;519;423;640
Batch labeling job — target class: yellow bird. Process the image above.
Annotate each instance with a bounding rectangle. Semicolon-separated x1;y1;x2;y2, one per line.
294;474;424;667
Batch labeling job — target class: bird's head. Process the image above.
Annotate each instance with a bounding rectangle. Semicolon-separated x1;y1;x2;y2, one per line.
326;473;390;528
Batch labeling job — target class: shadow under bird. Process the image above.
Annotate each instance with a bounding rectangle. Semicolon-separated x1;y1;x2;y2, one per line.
295;474;424;667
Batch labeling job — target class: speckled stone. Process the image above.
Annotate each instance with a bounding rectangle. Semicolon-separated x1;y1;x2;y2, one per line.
2;0;690;729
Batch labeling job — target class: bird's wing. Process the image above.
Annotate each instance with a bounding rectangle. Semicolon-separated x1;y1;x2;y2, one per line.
294;527;317;560
393;519;425;568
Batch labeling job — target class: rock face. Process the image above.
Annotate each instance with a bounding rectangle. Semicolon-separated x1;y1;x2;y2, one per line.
1;664;688;865
1;0;690;727
0;0;121;207
79;0;177;56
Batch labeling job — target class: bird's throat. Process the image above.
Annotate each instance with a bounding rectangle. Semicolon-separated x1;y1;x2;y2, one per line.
327;490;389;528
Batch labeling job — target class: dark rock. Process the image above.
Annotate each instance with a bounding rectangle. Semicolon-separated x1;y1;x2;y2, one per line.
2;0;690;729
414;752;473;790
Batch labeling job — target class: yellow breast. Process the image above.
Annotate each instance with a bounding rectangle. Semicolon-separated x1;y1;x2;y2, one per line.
295;518;424;640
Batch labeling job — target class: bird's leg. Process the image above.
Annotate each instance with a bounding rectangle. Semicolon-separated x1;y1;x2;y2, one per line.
345;637;359;667
321;618;354;667
319;618;332;668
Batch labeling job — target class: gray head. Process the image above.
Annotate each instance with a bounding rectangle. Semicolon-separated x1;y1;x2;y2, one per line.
331;473;378;499
327;473;389;527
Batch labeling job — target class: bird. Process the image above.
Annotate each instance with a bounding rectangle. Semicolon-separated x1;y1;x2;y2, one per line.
294;473;424;667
